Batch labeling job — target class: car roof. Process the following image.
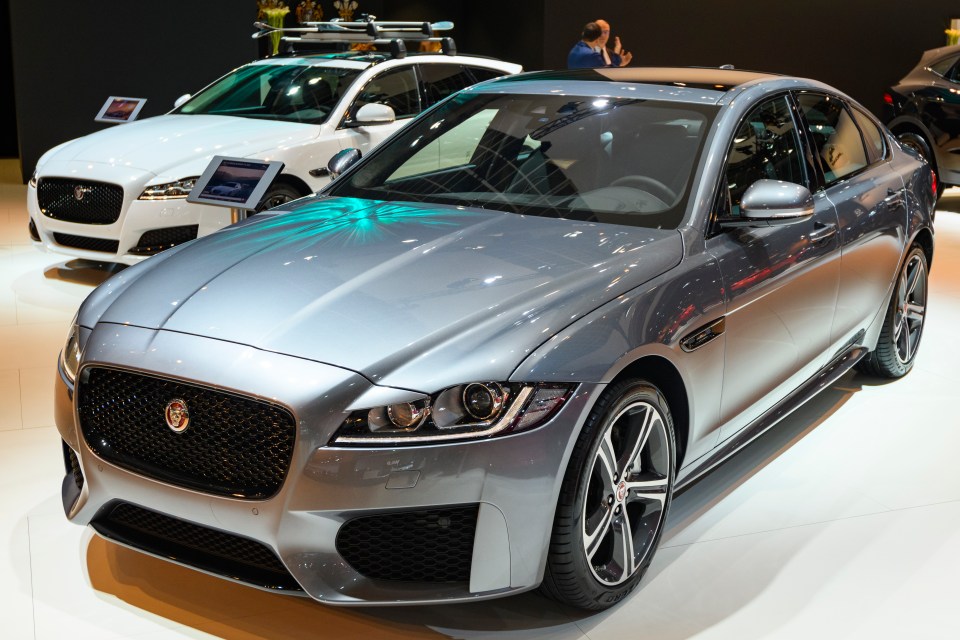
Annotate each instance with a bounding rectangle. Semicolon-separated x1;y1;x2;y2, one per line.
466;67;788;106
488;67;784;92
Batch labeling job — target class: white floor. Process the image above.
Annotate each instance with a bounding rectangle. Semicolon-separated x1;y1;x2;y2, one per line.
2;156;960;639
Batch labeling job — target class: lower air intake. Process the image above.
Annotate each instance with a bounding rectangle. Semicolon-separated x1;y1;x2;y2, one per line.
91;501;303;593
336;505;479;583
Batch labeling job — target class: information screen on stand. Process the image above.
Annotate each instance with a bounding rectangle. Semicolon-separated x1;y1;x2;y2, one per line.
187;156;285;213
95;96;147;123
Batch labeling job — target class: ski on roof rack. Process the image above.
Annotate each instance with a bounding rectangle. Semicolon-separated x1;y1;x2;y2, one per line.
252;15;456;58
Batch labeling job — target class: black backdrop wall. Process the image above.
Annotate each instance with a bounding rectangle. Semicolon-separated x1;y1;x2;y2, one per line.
7;0;959;181
540;0;955;115
1;0;17;158
9;0;256;181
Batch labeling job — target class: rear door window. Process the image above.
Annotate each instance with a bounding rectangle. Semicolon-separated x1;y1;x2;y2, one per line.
468;67;507;83
419;63;476;108
796;93;869;186
851;107;886;164
351;65;421;119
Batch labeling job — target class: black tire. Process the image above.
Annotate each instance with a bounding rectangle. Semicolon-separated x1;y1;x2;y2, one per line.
541;379;675;610
857;245;928;378
255;182;303;213
897;132;944;199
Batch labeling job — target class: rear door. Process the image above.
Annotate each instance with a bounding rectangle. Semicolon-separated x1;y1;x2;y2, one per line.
794;92;906;351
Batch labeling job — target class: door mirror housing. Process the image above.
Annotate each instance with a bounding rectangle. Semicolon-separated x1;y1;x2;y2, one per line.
173;94;192;109
722;179;815;228
327;148;362;180
346;103;397;128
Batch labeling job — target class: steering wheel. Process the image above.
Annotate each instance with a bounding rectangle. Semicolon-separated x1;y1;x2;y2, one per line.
610;175;678;205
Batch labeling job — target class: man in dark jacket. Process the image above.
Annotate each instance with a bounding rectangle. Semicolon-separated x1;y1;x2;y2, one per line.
567;20;632;69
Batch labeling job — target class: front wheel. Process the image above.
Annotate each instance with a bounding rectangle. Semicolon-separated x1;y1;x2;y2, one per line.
255;183;303;212
541;379;675;610
858;245;928;378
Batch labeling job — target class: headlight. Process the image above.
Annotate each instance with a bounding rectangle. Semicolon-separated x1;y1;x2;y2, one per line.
333;382;574;446
138;177;199;200
29;172;38;188
59;321;81;383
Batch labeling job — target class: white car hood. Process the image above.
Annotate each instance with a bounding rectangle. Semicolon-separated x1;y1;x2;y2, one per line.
50;114;320;176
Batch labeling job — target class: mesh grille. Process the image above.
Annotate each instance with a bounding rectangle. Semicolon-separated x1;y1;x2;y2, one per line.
37;178;123;224
92;501;303;592
336;505;478;582
130;225;199;256
53;233;120;253
62;441;84;491
78;367;296;499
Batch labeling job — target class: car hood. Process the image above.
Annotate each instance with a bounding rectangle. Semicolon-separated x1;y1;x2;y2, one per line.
49;114;319;175
87;197;683;390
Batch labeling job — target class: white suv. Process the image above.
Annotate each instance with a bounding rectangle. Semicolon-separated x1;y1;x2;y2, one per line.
27;51;520;264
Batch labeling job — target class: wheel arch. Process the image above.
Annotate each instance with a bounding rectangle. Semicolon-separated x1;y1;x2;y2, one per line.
911;226;935;271
887;117;941;174
607;355;690;468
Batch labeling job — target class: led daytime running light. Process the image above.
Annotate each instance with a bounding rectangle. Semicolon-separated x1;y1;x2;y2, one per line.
336;386;533;445
139;177;199;200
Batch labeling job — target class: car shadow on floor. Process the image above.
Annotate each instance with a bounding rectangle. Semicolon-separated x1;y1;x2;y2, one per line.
660;369;875;547
43;259;126;288
84;530;591;638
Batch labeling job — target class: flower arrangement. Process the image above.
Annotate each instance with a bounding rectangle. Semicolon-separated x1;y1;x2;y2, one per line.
259;1;291;55
296;1;322;24
334;1;359;21
947;28;960;46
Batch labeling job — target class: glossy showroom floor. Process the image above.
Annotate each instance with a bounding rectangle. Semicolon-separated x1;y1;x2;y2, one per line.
3;156;960;639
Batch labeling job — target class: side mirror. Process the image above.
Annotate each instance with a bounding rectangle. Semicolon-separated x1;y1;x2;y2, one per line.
327;148;362;180
173;94;192;109
734;179;814;226
346;103;396;128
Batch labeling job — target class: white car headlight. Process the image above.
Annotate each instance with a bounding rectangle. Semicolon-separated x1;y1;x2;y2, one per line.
333;382;574;445
59;320;81;383
139;177;199;200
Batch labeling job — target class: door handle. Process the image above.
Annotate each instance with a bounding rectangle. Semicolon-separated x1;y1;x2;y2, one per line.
884;187;904;206
808;222;837;244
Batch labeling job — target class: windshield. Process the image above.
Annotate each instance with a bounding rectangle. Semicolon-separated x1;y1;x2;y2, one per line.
174;62;361;125
327;92;717;229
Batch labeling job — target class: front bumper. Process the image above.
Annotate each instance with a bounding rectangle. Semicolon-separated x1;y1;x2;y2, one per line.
29;171;232;265
56;323;597;605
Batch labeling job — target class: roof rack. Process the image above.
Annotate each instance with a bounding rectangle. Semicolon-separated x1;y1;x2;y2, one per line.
252;15;457;58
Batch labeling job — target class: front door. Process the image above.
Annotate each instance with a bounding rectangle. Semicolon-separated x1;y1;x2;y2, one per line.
335;65;421;157
706;94;841;439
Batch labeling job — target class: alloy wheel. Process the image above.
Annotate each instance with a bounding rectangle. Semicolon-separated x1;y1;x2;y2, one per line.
894;252;927;365
582;400;671;586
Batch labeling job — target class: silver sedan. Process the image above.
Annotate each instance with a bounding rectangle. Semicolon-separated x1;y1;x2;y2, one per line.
55;67;935;610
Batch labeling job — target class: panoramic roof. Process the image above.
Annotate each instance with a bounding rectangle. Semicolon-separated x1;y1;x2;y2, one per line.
495;67;783;92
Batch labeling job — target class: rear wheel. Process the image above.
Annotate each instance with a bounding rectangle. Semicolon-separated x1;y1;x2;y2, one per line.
541;379;675;610
858;245;928;378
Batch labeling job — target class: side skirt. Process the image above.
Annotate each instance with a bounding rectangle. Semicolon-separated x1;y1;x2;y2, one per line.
675;346;866;493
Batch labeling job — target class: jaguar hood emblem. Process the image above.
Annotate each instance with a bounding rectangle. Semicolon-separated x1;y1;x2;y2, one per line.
164;399;190;433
